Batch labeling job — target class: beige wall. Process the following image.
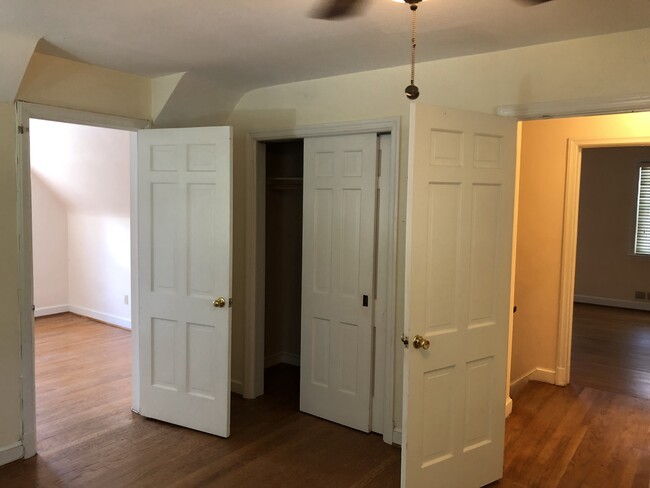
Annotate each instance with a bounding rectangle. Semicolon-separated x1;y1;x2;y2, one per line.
0;102;22;447
574;147;650;307
17;53;150;120
228;28;650;428
0;55;150;451
513;113;650;384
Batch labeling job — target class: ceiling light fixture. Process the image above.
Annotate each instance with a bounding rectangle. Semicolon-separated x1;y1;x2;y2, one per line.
403;0;423;100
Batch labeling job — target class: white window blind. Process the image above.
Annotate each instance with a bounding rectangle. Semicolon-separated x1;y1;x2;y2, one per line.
635;164;650;255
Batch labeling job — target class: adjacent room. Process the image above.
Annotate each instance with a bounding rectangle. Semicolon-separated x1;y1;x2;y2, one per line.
29;118;134;458
572;146;650;399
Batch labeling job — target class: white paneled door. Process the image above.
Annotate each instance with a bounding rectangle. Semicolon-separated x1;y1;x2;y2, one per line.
301;133;378;432
137;127;232;437
402;104;517;487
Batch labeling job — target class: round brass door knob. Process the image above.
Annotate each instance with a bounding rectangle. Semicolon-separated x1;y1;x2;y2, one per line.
213;297;226;308
412;335;430;350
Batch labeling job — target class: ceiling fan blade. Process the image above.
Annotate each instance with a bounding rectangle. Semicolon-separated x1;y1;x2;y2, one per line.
311;0;367;20
516;0;554;5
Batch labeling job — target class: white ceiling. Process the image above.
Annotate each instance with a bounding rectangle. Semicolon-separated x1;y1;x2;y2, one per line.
3;0;650;96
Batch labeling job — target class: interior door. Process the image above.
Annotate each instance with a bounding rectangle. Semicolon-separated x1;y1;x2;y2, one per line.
300;133;378;432
402;104;517;487
137;127;232;437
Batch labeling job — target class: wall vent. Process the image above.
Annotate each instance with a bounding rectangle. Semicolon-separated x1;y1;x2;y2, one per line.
634;291;646;300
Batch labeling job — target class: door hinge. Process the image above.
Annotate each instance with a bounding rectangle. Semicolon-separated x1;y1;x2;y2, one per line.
229;298;233;308
400;334;409;348
18;125;25;134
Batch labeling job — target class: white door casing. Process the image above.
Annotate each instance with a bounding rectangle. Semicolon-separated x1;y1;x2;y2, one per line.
402;104;517;487
300;133;378;432
137;127;232;437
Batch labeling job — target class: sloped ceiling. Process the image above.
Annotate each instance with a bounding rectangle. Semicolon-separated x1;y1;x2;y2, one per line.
3;0;650;122
29;119;131;216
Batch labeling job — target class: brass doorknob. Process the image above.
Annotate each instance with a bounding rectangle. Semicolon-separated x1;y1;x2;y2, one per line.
213;297;226;308
412;335;430;350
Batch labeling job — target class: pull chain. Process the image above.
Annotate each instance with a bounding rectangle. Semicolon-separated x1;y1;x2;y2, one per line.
410;4;417;85
404;1;420;100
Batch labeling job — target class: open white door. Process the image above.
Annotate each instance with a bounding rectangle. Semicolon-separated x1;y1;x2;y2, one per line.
402;104;517;487
137;127;232;437
300;133;378;432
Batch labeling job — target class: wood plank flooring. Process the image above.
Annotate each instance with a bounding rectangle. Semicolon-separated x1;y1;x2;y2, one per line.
0;313;400;488
570;303;650;399
1;308;649;487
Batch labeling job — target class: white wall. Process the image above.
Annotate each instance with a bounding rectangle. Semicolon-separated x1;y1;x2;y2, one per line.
30;119;132;328
31;172;68;314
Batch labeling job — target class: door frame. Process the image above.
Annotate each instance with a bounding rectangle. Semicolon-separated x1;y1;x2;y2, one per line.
15;101;149;458
244;117;400;444
555;135;650;386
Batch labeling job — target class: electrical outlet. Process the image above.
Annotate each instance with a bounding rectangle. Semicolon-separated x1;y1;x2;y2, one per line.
124;295;129;305
634;291;646;300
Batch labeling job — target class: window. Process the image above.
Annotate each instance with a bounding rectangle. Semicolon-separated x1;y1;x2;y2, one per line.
635;164;650;255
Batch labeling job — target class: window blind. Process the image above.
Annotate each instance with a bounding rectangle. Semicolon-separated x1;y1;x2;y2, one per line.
635;164;650;255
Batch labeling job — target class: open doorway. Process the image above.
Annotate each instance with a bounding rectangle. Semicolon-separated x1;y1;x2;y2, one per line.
511;111;650;396
571;146;650;399
29;117;135;456
15;102;149;458
247;123;400;443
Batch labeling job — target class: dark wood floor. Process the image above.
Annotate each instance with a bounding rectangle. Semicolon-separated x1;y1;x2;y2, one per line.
0;308;649;487
571;303;650;400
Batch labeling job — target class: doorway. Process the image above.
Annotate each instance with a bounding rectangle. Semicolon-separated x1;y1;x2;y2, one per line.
16;102;148;457
511;111;650;395
570;146;650;398
244;118;400;444
28;117;134;454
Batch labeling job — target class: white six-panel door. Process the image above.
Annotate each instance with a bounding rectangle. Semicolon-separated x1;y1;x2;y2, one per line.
402;104;517;487
137;127;232;437
300;133;378;432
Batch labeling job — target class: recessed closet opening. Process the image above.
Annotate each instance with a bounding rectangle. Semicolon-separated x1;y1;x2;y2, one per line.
263;140;304;400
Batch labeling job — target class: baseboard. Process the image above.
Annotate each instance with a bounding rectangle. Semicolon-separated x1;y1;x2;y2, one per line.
264;351;300;369
510;367;557;397
574;294;650;312
531;368;556;384
34;304;69;317
0;442;24;467
392;428;402;446
69;305;131;329
505;397;513;417
231;379;244;395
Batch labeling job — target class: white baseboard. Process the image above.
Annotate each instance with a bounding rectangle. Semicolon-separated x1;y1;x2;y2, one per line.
505;397;513;417
392;428;402;446
34;304;69;317
510;367;557;397
231;379;243;395
264;351;300;368
0;442;24;467
69;305;131;330
574;294;650;312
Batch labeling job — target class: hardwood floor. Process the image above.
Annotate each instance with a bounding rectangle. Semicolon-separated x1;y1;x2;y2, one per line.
1;309;648;487
570;303;650;400
0;313;400;488
495;303;650;487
